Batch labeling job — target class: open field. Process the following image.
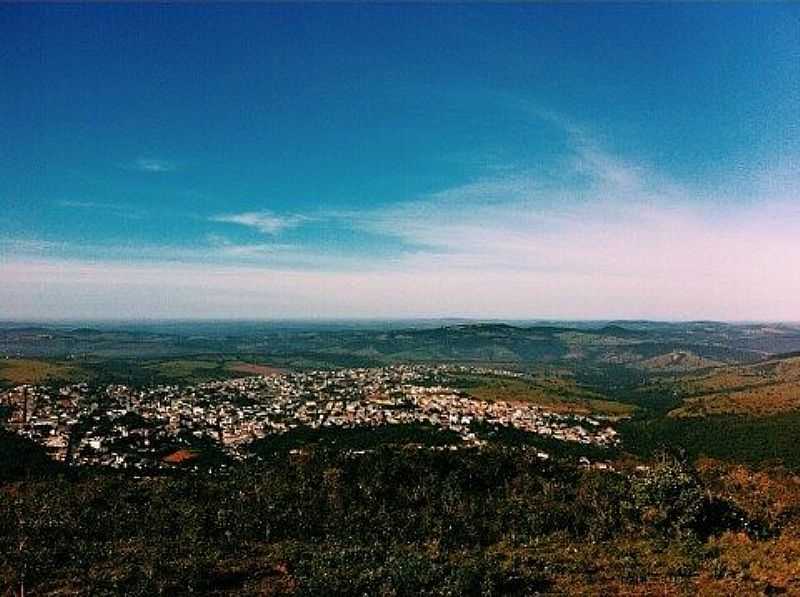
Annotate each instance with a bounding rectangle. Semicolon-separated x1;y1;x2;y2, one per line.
669;356;800;418
148;359;287;382
636;350;725;372
673;382;800;418
0;356;289;389
146;359;223;379
453;374;637;418
0;358;86;386
226;361;285;376
74;357;287;386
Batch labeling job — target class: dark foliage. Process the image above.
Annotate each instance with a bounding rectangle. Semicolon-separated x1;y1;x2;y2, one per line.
0;447;751;595
620;412;800;470
0;429;65;482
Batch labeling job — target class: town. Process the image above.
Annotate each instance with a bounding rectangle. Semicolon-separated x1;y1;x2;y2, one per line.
0;365;619;471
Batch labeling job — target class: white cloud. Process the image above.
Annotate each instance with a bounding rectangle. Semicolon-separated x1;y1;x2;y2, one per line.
210;211;309;235
0;233;372;272
0;238;67;257
57;200;145;219
133;158;175;172
4;113;799;320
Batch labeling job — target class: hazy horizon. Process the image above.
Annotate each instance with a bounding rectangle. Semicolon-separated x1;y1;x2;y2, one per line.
2;317;798;327
2;4;799;320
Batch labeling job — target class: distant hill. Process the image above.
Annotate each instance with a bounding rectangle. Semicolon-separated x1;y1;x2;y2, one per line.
70;327;105;336
1;321;798;370
637;350;725;372
593;324;647;338
669;354;800;418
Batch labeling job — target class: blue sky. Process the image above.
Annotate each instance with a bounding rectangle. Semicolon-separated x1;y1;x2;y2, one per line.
1;4;799;320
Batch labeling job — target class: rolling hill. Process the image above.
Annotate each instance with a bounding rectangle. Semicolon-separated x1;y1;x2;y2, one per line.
669;355;800;417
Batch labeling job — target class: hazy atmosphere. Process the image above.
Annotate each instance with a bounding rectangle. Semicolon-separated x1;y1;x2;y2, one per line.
5;6;800;596
2;4;799;319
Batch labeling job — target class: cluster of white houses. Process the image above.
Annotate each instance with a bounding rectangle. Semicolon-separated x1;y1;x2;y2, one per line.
0;365;618;470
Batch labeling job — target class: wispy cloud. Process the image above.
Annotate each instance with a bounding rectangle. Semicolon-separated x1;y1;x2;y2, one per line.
342;112;707;263
4;109;799;320
0;232;368;272
132;158;176;173
205;234;298;259
210;211;309;235
57;200;145;219
0;238;68;257
318;113;800;318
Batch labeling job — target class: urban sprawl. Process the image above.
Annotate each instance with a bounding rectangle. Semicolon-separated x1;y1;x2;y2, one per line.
0;365;619;470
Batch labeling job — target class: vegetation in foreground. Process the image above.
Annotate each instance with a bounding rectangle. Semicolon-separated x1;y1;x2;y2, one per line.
4;323;800;594
2;429;800;596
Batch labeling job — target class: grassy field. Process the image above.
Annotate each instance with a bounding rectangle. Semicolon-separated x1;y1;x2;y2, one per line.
636;350;725;371
145;359;227;381
150;358;287;381
669;356;800;417
69;357;289;386
453;374;637;418
226;361;285;376
673;382;800;417
0;358;86;386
